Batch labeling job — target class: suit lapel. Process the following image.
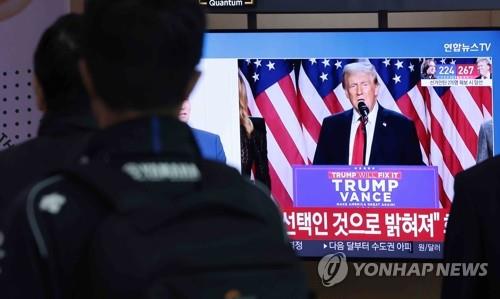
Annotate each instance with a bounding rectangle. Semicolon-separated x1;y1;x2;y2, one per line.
340;109;353;164
369;105;385;164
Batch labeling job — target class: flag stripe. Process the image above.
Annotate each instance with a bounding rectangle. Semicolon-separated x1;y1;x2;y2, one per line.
442;88;479;158
255;90;304;166
297;89;322;142
266;124;296;202
278;76;301;121
268;162;293;208
426;88;465;176
266;81;308;163
324;93;344;115
298;66;332;124
396;93;431;160
333;85;352;111
467;86;493;116
429;138;454;207
302;127;317;163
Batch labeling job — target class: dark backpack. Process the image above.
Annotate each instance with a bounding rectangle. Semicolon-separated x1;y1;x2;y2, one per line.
61;160;308;299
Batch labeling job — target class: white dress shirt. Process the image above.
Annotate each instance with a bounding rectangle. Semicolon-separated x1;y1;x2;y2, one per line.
348;102;379;165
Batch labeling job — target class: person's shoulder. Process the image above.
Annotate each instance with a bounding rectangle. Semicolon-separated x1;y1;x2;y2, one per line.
456;156;500;187
379;105;413;124
0;131;90;164
192;128;219;141
0;137;41;162
323;109;352;124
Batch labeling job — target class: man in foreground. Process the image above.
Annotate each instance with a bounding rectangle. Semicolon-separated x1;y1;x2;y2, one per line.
0;1;306;298
442;156;500;298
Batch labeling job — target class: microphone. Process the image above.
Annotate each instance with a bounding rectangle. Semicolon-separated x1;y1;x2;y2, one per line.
357;100;369;125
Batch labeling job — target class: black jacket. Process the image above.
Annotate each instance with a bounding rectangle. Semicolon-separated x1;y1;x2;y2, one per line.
313;104;423;165
0;112;96;212
442;156;500;299
0;116;302;299
240;117;271;189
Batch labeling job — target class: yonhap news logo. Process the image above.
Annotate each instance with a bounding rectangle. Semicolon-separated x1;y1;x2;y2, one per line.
317;253;488;287
317;252;348;287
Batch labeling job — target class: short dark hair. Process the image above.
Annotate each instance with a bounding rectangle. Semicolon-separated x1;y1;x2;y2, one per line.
34;13;88;113
83;0;206;112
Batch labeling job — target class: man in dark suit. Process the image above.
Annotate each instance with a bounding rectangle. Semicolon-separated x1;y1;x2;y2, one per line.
476;57;492;80
441;157;500;299
179;99;226;163
313;61;423;166
192;128;226;163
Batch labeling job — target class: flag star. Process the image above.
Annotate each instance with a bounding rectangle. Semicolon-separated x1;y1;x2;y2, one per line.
392;74;401;84
334;60;343;69
245;59;251;65
450;59;456;65
322;59;330;68
266;61;275;71
254;59;262;68
440;58;447;64
320;72;328;82
382;58;391;67
395;60;404;69
252;72;259;82
408;63;415;72
309;58;317;65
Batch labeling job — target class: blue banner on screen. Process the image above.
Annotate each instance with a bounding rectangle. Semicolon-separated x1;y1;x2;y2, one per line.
293;166;439;208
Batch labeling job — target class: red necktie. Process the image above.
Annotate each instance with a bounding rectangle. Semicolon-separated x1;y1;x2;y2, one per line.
351;120;365;165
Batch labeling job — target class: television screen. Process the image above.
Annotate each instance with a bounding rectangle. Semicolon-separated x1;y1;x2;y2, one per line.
188;29;499;259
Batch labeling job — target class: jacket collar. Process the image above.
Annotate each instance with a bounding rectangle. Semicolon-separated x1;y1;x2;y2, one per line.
37;111;97;137
83;116;202;163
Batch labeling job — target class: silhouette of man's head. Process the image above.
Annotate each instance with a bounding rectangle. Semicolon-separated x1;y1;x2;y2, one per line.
34;13;88;113
81;0;205;125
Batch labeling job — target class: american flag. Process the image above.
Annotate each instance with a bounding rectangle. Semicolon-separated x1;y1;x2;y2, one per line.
239;58;492;209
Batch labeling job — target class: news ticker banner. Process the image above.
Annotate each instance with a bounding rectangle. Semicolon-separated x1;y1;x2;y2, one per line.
421;78;492;87
293;166;439;208
289;240;443;259
283;208;448;258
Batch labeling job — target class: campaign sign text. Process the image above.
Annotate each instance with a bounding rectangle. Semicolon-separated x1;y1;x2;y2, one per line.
293;166;439;208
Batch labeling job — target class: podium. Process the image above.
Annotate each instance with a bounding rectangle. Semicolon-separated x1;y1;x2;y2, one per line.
293;165;439;208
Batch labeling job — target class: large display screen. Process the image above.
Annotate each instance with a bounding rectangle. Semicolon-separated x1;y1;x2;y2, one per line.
188;29;498;259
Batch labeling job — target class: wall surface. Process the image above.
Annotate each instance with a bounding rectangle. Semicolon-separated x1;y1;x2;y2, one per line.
207;10;500;29
0;0;69;150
